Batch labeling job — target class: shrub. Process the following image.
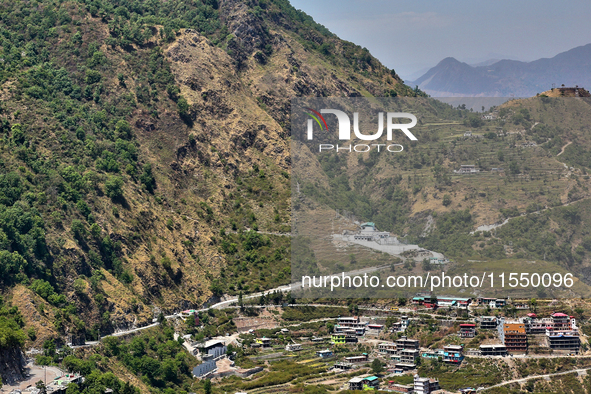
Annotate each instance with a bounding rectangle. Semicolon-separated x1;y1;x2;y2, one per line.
105;177;124;199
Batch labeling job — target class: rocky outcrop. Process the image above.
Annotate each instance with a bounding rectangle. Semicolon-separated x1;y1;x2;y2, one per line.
0;346;26;385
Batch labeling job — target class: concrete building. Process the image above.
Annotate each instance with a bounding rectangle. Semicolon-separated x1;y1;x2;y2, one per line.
460;324;476;338
316;349;333;359
349;376;380;391
353;222;391;241
345;354;369;364
331;333;357;344
498;319;527;353
546;313;580;352
396;336;420;350
414;374;440;394
443;345;464;364
421;349;444;359
465;348;481;356
524;317;552;334
388;381;414;393
285;343;302;351
378;342;398;356
479;344;508;357
348;377;365;391
199;340;228;358
479;316;497;330
437;296;472;308
548;331;580;352
255;337;271;348
454;165;480;174
400;349;420;364
335;316;366;335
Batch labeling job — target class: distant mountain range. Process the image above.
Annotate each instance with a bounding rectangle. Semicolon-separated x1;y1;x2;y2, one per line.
408;43;591;97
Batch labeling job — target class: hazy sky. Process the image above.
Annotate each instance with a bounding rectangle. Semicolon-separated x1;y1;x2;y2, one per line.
289;0;591;81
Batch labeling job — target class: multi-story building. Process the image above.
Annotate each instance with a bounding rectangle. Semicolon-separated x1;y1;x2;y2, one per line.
345;354;369;364
381;336;421;366
331;333;357;344
479;344;508;356
460;324;476;338
498;319;527;353
443;344;464;364
479;316;497;330
437;296;472;308
331;334;346;345
548;313;574;332
378;342;398;356
335;316;367;335
414;374;440;394
525;317;552;334
400;349;420;364
256;337;272;348
396;336;420;350
412;292;437;309
545;312;580;352
422;349;444;359
476;297;506;308
349;376;379;391
548;331;580;352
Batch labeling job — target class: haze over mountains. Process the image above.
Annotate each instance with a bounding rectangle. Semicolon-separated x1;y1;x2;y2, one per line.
409;43;591;97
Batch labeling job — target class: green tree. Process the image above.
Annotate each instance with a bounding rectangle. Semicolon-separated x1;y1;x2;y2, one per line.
73;279;86;295
442;194;452;207
105;176;124;199
115;120;133;140
371;358;384;374
204;379;212;394
177;97;189;117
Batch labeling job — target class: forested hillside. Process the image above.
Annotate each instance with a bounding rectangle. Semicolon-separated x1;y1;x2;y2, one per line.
0;0;419;366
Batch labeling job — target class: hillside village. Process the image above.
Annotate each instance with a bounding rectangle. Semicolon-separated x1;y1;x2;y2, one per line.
1;0;591;392
9;293;591;394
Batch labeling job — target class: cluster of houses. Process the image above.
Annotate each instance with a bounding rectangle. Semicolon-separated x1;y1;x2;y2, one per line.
378;374;441;394
421;344;464;364
411;293;474;309
411;293;513;310
349;374;440;394
23;373;84;394
470;312;580;355
378;336;421;371
348;374;441;393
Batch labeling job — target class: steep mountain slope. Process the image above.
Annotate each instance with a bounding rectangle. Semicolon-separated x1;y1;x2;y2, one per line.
0;0;419;353
410;43;591;96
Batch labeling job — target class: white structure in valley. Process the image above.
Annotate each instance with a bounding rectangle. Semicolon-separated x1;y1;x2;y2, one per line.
333;222;445;261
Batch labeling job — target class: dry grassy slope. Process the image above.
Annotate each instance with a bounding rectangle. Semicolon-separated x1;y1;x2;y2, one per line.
294;96;591;244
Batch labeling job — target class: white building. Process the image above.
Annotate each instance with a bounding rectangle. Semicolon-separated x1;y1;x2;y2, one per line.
454;165;480;174
352;222;391;241
285;343;302;351
414;374;440;394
